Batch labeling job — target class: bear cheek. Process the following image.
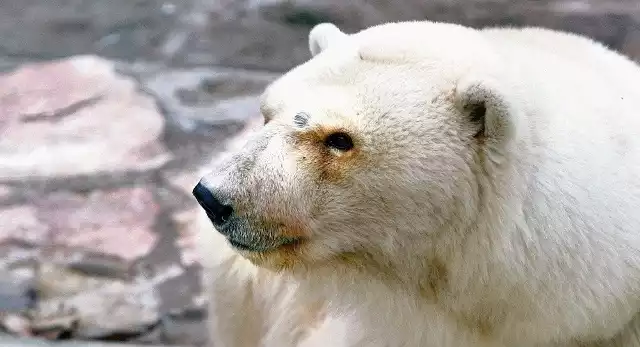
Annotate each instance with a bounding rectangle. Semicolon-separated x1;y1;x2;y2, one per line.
255;215;312;242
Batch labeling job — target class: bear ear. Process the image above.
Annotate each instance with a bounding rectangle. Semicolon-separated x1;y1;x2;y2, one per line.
308;23;349;57
454;74;518;144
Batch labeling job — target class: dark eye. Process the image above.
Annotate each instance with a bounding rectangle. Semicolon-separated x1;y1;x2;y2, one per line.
324;132;354;152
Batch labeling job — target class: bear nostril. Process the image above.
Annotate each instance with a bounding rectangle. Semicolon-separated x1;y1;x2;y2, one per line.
217;205;233;224
192;182;234;226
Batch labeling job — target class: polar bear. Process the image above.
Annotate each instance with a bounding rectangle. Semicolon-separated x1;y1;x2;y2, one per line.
193;20;640;347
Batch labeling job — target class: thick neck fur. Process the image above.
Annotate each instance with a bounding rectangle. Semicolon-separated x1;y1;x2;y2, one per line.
286;141;549;347
286;134;640;347
288;240;508;347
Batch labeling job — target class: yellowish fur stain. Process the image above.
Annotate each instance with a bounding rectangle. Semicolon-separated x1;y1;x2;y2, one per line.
293;125;363;182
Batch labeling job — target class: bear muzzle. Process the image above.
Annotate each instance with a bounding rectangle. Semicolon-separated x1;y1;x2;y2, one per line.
193;181;305;253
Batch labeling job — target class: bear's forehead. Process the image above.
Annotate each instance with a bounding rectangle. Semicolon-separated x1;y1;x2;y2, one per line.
353;21;497;65
261;83;360;126
261;64;455;125
264;23;497;96
259;22;502;129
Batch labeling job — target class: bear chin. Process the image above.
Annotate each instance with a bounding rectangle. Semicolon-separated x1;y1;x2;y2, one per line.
231;240;308;271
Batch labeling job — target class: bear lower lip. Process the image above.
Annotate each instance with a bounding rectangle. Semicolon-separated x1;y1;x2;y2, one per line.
228;239;255;251
227;237;303;252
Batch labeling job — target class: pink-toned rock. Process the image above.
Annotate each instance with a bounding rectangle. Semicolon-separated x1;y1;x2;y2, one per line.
0;205;50;245
0;55;171;180
35;188;159;261
0;314;32;337
172;209;200;266
165;173;205;267
0;187;158;261
0;185;12;200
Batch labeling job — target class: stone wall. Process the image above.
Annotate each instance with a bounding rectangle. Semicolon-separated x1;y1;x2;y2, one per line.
0;1;638;346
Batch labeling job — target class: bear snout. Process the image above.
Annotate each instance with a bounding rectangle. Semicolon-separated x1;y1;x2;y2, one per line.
192;181;234;227
193;181;304;254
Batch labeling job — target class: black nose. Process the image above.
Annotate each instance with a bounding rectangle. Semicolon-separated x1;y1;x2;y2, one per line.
192;182;234;226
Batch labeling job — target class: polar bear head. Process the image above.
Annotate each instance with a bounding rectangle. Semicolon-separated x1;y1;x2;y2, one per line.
194;21;522;273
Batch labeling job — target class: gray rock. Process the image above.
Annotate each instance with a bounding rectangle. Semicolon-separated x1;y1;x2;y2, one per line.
2;0;640;72
0;270;36;314
143;67;277;133
32;264;186;340
176;0;640;71
137;308;208;346
0;185;12;202
0;240;204;342
0;267;37;337
0;0;192;62
622;25;640;62
173;15;313;71
0;242;129;281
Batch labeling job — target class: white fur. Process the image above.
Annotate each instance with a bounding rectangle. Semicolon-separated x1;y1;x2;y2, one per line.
308;23;348;57
197;21;640;347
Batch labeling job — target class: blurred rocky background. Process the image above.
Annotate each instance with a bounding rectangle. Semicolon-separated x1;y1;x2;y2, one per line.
0;0;639;346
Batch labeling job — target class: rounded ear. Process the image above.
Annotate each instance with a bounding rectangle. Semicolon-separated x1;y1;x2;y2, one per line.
308;23;348;57
454;75;519;144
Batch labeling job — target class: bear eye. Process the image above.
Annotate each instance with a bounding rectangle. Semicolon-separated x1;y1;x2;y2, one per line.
324;132;354;152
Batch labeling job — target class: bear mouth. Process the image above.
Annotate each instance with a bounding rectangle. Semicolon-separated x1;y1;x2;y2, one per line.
227;236;304;253
227;238;258;251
